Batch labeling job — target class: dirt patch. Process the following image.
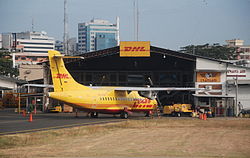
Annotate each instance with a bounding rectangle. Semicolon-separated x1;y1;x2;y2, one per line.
1;118;250;158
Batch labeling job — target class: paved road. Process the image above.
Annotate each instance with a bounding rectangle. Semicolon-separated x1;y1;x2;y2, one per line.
0;109;128;135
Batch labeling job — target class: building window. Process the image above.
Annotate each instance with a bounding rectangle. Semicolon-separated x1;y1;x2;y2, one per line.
99;35;105;38
24;46;54;49
20;42;54;45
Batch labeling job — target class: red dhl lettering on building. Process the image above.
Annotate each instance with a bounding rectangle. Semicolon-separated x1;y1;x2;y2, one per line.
123;46;147;52
53;73;70;79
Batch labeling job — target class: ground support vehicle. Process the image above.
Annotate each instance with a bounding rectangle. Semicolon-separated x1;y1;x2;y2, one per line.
239;108;250;118
163;104;193;117
48;105;62;113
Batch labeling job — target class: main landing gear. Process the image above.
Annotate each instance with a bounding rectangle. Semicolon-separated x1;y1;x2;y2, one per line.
120;107;130;119
145;111;153;117
90;112;98;118
120;111;128;119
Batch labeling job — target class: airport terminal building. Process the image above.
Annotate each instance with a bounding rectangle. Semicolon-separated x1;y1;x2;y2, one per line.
44;41;250;116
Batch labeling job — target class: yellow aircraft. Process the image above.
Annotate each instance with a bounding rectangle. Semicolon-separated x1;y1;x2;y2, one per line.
47;50;202;118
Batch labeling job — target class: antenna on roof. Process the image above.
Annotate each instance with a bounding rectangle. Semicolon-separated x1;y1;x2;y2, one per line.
32;18;34;32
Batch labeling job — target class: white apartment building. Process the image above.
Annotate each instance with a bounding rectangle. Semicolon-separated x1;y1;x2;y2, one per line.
15;31;55;53
1;31;55;66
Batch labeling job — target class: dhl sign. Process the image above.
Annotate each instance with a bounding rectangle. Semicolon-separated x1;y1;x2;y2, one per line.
120;41;150;57
53;73;70;79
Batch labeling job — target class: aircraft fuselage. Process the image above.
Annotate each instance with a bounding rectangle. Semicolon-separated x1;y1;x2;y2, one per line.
49;89;157;114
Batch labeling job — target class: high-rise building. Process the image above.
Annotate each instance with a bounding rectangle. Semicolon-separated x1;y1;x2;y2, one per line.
78;18;119;54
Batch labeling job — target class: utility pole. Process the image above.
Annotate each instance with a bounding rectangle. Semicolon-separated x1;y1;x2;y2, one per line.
235;75;239;116
63;0;68;55
136;0;139;41
134;0;139;41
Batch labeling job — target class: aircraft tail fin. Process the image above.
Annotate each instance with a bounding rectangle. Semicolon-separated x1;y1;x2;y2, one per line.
48;50;90;92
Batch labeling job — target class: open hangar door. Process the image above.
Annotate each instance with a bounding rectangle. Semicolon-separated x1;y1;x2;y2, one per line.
64;46;196;106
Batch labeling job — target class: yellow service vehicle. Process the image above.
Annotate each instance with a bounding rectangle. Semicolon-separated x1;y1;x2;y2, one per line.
163;104;193;117
48;105;62;113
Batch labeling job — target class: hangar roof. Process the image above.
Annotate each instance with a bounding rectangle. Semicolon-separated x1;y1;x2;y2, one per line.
64;45;244;67
64;46;199;64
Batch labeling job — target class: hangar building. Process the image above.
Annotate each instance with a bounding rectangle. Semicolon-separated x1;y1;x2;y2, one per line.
44;42;250;116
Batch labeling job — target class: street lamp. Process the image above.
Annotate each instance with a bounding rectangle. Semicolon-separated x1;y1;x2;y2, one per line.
235;75;239;116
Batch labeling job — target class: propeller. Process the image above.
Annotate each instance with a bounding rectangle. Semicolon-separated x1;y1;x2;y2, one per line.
147;77;162;106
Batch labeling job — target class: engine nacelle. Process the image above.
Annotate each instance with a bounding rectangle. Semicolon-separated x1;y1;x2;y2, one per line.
138;91;157;100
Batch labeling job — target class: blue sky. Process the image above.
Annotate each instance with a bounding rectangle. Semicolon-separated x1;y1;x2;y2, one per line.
0;0;249;50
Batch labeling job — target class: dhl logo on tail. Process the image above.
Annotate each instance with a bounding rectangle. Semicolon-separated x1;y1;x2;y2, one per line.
53;73;71;79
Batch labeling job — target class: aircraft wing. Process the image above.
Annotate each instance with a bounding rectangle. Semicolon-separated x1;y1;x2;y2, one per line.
112;87;203;91
110;86;205;100
21;84;204;91
22;84;54;88
90;86;203;91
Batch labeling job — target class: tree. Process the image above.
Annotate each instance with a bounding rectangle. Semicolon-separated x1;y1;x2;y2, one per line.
180;43;238;60
0;49;18;77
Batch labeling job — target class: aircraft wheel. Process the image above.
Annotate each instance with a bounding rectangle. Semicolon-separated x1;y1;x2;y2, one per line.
145;111;152;117
238;113;243;118
177;113;181;117
90;112;98;118
120;112;128;119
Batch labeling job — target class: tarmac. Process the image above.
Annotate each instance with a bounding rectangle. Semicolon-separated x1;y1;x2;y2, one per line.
0;108;126;135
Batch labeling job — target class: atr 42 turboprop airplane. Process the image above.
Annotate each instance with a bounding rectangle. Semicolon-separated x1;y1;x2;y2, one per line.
47;50;203;119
